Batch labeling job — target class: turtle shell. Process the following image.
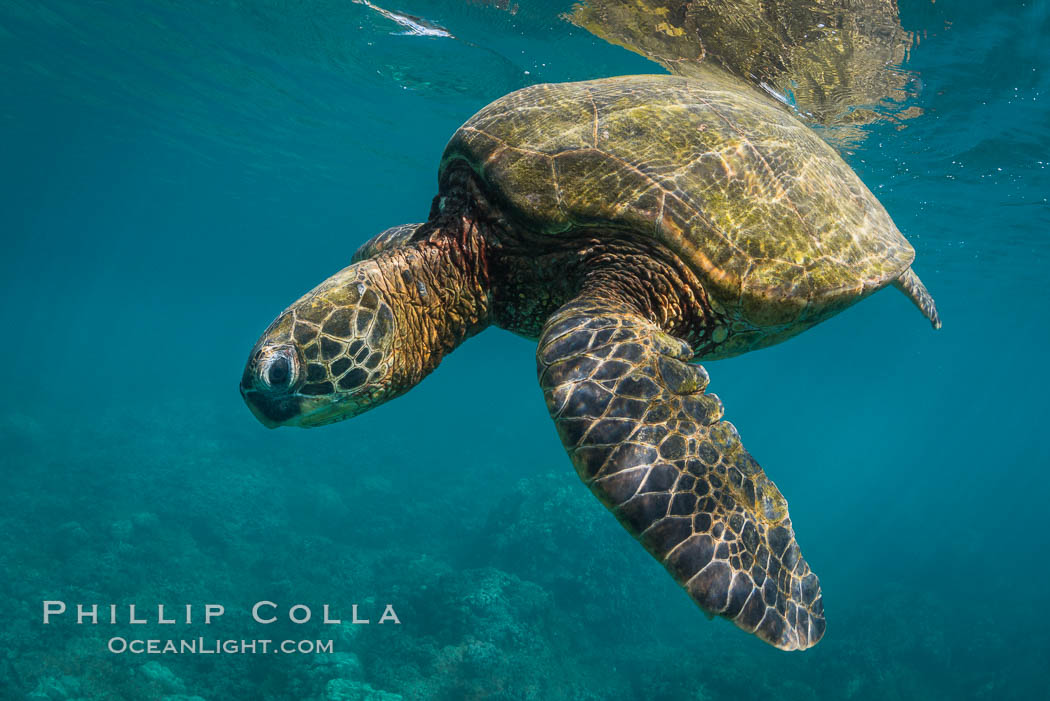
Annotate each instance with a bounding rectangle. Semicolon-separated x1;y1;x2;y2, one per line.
438;74;915;342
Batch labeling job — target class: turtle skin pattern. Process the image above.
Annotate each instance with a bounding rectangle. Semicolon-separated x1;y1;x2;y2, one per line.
442;75;916;352
246;268;398;404
537;290;825;650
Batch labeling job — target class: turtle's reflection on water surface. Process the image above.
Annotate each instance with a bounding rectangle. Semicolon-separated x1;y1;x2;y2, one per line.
565;0;922;145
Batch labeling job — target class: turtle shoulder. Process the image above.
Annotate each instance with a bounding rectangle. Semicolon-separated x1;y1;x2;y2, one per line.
439;75;914;334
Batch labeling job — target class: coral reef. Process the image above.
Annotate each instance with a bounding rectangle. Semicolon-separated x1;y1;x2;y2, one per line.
0;404;1043;700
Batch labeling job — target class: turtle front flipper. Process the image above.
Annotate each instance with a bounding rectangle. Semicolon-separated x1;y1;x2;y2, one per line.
537;293;825;651
351;223;424;263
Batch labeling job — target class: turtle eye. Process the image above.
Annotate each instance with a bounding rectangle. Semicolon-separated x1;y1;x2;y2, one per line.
259;349;297;391
267;356;290;386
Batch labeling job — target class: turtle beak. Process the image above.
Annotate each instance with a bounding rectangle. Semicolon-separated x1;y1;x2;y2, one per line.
240;385;301;428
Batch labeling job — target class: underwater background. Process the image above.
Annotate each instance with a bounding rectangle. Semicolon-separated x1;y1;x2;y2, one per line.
2;0;1048;699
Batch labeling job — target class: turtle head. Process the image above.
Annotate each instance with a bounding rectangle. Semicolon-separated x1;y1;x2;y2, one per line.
241;260;405;428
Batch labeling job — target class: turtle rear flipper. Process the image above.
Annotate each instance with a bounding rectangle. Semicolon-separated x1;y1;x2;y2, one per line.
537;291;825;651
893;267;941;329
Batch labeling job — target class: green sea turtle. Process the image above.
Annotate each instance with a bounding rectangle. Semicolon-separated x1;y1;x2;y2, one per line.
240;73;939;651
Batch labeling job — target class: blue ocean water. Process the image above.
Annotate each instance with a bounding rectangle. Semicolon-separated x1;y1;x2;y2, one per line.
1;1;1048;699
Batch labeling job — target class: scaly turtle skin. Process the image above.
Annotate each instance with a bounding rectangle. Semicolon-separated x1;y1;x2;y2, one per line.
241;74;939;652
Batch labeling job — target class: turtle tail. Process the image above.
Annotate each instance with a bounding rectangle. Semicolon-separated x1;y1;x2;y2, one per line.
893;267;942;329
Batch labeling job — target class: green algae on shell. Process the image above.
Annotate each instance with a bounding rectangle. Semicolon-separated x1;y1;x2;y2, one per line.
441;74;917;343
